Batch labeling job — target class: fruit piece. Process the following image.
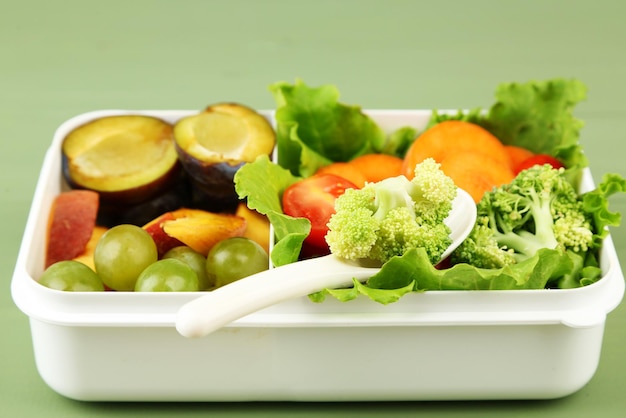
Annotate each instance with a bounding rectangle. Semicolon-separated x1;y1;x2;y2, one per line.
94;224;159;291
515;154;565;174
163;246;210;290
282;174;357;249
347;153;404;183
135;258;199;292
402;120;510;179
206;237;269;288
173;103;275;211
62;115;180;205
46;190;99;268
163;209;247;255
72;225;108;270
143;212;185;257
39;260;105;291
439;151;515;203
235;203;271;254
504;145;535;170
315;162;367;188
143;208;247;256
97;171;192;227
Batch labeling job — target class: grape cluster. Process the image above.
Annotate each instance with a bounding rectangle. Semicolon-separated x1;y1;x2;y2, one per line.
39;225;269;292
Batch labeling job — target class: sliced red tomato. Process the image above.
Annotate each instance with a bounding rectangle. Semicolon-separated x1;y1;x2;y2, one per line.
282;174;358;249
515;154;564;174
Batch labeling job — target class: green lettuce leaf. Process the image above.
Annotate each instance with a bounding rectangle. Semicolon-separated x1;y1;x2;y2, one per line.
234;155;310;266
425;108;486;129
311;247;573;304
234;155;298;214
269;79;386;177
482;78;588;169
582;172;626;242
382;126;418;158
266;212;310;267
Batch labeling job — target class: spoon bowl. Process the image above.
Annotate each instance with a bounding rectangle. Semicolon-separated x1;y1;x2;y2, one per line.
176;188;477;338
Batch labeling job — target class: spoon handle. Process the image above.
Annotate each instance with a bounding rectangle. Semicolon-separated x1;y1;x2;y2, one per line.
176;255;373;338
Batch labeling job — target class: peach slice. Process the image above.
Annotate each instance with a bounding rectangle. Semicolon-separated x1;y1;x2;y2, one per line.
46;190;99;268
143;208;247;256
72;226;108;270
143;212;186;257
235;203;270;254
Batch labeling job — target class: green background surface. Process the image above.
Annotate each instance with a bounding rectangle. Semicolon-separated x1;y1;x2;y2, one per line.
2;0;626;416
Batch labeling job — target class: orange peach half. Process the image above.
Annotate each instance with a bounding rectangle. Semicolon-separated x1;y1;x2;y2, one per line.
143;208;247;257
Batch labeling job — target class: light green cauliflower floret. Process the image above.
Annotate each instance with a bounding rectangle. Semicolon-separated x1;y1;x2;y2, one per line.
325;158;457;264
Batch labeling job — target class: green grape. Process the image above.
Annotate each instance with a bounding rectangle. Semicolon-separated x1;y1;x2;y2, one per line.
38;260;105;291
135;258;199;292
163;246;211;290
94;224;158;291
206;237;269;288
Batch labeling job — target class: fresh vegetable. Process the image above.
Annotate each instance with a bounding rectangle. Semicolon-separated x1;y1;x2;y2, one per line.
451;165;626;287
134;258;200;292
282;174;358;250
38;260;105;291
514;154;564;174
46;190;99;268
401;120;514;202
325;158;456;264
310;247;573;303
420;79;589;189
94;224;158;291
234;155;310;267
504;144;535;170
206;237;269;288
315;162;367;188
438;150;514;203
347;153;404;183
270;80;386;177
402;120;511;175
173;103;275;211
314;153;405;188
482;78;587;169
381;126;418;158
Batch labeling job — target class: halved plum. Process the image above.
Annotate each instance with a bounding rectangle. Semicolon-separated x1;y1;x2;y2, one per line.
62;115;180;206
173;103;275;211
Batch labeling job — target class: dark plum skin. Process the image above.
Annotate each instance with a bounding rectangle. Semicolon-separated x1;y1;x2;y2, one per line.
173;103;276;213
174;144;244;213
96;169;193;227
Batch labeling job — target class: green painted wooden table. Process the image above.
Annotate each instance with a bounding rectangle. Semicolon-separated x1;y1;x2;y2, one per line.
2;0;625;416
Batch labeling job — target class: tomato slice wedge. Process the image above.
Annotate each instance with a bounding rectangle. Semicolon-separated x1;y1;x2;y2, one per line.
515;154;564;174
282;174;358;250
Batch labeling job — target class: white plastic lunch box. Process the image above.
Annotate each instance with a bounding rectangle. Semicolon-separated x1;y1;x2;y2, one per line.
11;109;625;401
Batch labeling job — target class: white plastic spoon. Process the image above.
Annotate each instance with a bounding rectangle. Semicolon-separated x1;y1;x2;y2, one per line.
176;188;477;338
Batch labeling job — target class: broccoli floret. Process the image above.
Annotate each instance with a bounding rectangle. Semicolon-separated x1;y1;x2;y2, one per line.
450;216;517;269
452;164;594;268
325;158;457;264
